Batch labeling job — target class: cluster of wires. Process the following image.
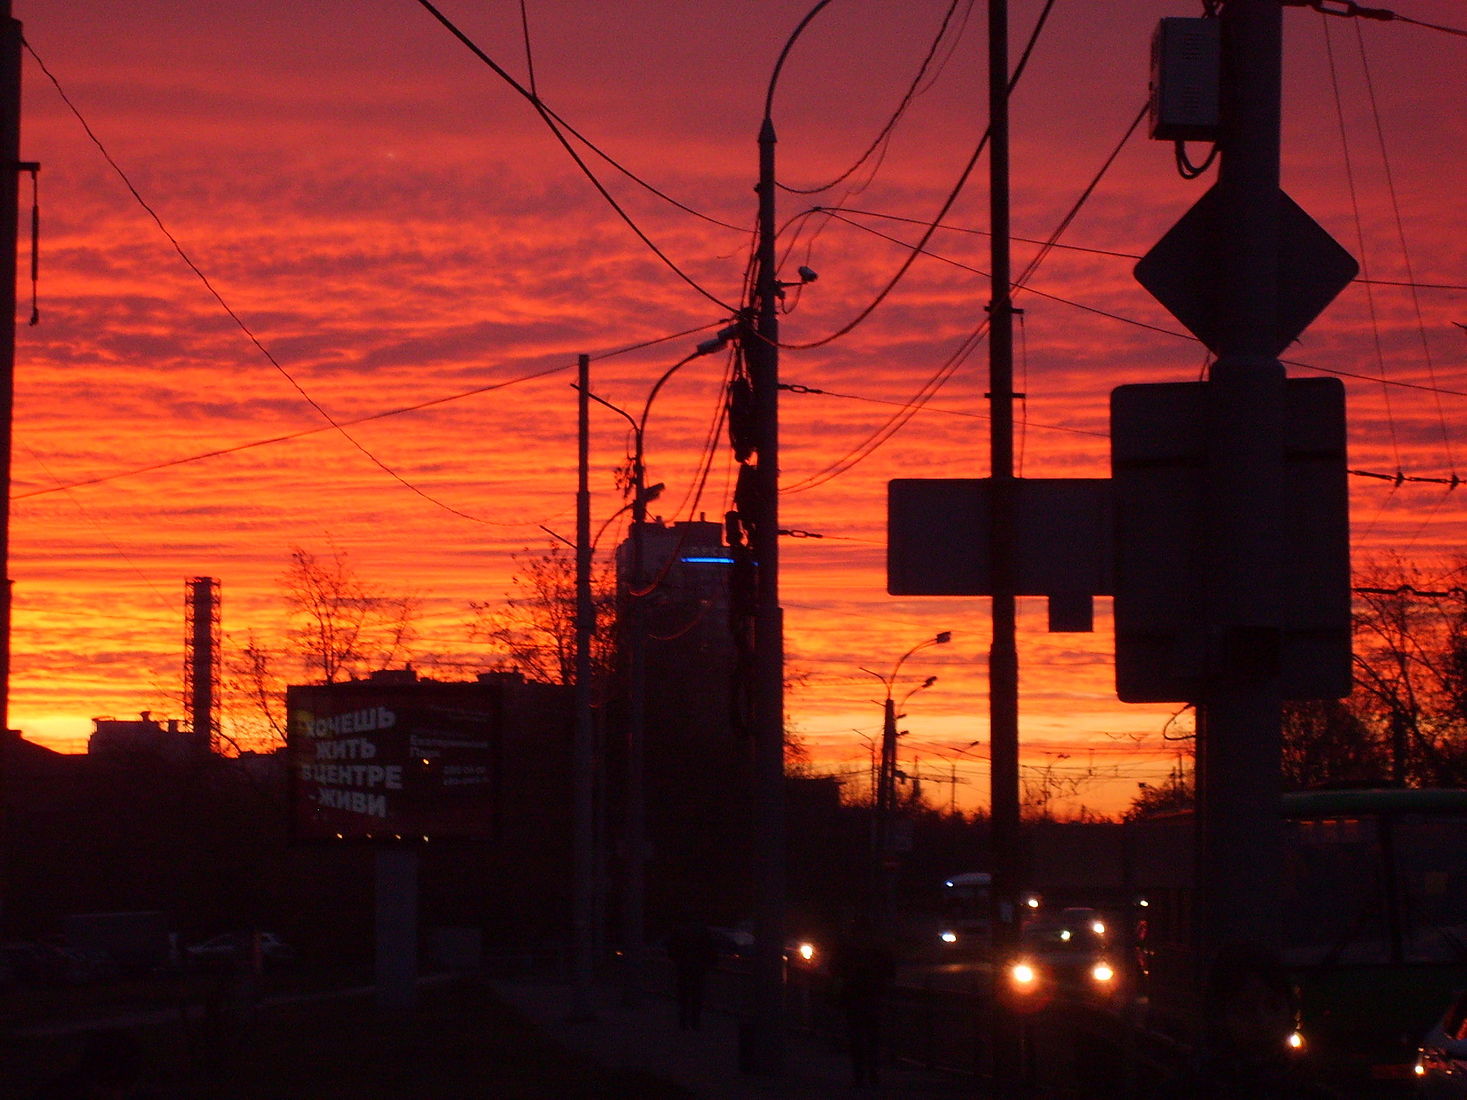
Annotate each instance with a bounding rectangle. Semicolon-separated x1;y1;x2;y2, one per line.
28;1;1467;550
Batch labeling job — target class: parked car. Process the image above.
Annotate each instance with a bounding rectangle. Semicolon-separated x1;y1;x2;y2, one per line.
185;931;296;971
1417;990;1467;1098
0;941;113;986
703;926;819;973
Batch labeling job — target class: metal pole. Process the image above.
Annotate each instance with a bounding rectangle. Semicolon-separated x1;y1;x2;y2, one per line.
579;372;685;1008
623;425;646;1005
877;693;896;920
0;0;22;936
866;636;944;923
986;0;1024;1088
0;1;21;740
746;112;786;1077
877;695;896;844
572;353;596;1019
1196;0;1286;962
374;846;419;1014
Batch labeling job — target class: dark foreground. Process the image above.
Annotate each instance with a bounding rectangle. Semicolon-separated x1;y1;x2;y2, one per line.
0;976;694;1099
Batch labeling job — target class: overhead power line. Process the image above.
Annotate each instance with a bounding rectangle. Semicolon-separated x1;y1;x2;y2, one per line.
827;213;1467;402
412;0;740;312
779;381;1109;439
1349;17;1456;476
1349;467;1463;488
781;99;1148;494
779;0;972;196
16;322;724;501
776;0;1058;352
1355;585;1467;599
1283;0;1467;38
23;38;517;527
829;206;1466;290
1322;15;1401;471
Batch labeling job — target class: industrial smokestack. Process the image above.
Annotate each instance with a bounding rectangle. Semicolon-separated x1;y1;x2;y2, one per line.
184;577;220;753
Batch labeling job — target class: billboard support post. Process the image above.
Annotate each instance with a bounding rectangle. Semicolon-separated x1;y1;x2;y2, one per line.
374;845;419;1014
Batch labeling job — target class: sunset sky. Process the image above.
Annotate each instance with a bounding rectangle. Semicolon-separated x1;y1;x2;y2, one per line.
7;1;1465;817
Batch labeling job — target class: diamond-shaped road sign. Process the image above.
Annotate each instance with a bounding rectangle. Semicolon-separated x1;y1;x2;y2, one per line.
1135;185;1358;355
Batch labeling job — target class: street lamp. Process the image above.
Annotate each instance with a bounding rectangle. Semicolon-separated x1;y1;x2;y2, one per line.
859;630;952;921
576;348;712;1007
901;675;938;708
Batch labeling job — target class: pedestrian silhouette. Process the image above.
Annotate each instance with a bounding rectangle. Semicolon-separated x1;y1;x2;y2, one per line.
829;920;896;1087
665;918;719;1030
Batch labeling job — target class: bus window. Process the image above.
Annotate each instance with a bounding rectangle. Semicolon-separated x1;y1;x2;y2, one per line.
1281;816;1392;966
1393;814;1467;964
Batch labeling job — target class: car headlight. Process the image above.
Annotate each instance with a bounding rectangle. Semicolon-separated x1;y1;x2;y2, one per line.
1090;961;1115;984
940;930;958;944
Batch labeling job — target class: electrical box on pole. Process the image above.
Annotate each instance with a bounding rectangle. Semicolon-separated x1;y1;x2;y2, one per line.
1150;17;1221;142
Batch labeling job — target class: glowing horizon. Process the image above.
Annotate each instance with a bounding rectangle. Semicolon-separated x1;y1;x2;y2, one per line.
7;2;1466;817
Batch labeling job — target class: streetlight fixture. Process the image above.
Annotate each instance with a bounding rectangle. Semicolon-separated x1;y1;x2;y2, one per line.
859;630;952;922
574;346;716;1007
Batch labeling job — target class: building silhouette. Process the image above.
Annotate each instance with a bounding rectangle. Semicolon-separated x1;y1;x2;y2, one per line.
612;518;756;934
87;711;201;764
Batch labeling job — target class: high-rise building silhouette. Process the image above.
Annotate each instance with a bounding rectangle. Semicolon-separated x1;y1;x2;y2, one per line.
612;518;754;931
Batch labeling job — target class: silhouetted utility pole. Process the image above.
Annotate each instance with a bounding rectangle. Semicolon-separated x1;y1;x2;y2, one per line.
744;108;786;1078
623;451;647;1008
578;384;650;1008
0;0;30;937
1195;0;1287;959
985;0;1024;1088
0;1;23;741
1130;0;1353;971
572;352;596;1020
877;696;897;857
862;632;949;922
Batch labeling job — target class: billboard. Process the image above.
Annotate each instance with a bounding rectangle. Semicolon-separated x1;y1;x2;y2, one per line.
287;680;497;842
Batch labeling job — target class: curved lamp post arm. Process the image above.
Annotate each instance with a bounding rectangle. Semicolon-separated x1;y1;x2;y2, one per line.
890;630;953;685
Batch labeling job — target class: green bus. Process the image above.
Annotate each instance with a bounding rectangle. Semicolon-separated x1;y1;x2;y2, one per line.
1129;788;1467;1094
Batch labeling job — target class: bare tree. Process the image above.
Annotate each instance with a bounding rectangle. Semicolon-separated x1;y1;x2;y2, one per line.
1352;557;1467;786
221;630;288;752
285;544;419;682
1281;697;1388;789
1021;755;1092;821
1125;762;1195;821
222;543;421;751
469;542;616;688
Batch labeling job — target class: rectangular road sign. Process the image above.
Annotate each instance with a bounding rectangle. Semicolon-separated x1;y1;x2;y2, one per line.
1111;377;1351;702
888;477;1112;622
